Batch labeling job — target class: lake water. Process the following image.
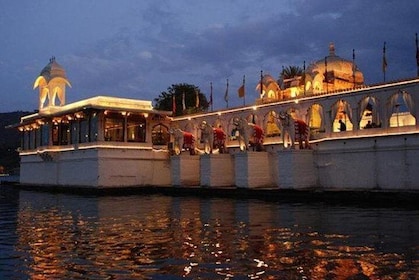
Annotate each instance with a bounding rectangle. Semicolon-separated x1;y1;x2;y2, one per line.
1;184;418;279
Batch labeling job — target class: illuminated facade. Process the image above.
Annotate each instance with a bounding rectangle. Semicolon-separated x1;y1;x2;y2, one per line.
14;48;419;190
18;96;172;150
257;43;365;103
33;57;72;110
16;58;172;187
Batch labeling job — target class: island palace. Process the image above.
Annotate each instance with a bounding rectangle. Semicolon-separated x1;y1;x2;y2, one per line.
13;44;419;191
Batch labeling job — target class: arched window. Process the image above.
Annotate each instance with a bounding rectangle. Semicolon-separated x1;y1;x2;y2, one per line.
247;113;258;125
313;73;324;93
265;111;281;137
228;117;239;140
152;124;170;145
305;80;312;92
359;96;380;129
387;91;416;127
331;100;353;132
308;104;324;133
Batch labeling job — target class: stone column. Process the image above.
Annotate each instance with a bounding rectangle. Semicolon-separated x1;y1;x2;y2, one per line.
97;112;105;142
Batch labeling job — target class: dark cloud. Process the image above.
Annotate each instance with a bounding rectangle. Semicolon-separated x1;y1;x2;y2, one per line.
1;0;417;112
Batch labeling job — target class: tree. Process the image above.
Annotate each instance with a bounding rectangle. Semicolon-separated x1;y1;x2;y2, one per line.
280;65;303;79
154;83;209;116
279;65;305;89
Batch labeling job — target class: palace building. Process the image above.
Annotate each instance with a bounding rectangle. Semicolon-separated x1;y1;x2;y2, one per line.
13;44;419;191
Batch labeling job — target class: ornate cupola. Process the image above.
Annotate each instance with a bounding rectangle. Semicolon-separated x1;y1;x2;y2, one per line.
305;43;364;93
33;57;71;110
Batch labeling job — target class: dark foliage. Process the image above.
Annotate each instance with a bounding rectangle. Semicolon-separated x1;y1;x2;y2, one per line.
0;111;31;173
154;83;209;117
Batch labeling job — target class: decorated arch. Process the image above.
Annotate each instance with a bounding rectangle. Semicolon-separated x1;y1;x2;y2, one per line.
331;99;353;132
387;91;416;127
264;111;281;137
307;103;325;134
359;96;380;129
151;123;170;145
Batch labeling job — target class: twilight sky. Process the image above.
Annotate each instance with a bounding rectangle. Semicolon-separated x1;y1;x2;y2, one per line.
1;0;418;112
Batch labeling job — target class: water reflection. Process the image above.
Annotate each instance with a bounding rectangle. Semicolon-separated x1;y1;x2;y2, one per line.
1;187;418;279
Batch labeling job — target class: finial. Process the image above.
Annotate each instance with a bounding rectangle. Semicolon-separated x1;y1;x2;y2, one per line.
329;42;335;56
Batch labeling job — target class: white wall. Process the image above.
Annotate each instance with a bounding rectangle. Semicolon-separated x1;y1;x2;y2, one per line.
20;148;172;188
20;133;419;191
314;134;419;190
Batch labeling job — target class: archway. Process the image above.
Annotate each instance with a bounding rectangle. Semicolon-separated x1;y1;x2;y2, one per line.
359;96;380;129
331;100;353;132
152;124;170;145
264;111;281;137
387;91;416;127
247;113;258;125
308;103;324;134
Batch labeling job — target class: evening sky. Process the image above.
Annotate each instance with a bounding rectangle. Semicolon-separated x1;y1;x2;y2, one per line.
0;0;418;112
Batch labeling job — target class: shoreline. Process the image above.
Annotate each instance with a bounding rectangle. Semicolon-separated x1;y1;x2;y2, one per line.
2;181;419;209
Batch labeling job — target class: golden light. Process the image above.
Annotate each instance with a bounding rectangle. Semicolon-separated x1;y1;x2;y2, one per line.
290;85;303;98
217;112;222;116
143;113;149;118
252;106;257;111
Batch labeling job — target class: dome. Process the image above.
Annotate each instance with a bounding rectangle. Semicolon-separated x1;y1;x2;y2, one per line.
39;56;68;82
307;43;364;84
33;57;71;109
256;74;280;99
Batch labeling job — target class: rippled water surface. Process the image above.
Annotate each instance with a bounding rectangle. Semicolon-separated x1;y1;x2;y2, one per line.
1;185;418;279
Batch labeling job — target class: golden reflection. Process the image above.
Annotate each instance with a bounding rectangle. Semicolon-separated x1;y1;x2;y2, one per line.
11;192;418;279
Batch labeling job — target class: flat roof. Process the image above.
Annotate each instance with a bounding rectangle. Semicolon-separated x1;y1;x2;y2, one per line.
17;96;172;126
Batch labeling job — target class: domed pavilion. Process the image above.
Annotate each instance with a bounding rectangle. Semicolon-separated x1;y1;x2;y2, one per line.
257;43;365;103
305;42;364;94
33;57;72;110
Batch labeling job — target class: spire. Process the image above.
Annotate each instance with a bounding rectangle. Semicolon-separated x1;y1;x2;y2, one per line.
329;42;336;56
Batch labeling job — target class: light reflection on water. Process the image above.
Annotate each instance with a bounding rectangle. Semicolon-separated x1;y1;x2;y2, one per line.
0;186;418;279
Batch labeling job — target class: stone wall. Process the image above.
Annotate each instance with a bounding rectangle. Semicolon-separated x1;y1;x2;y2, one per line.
314;133;419;190
20;148;172;188
19;133;419;191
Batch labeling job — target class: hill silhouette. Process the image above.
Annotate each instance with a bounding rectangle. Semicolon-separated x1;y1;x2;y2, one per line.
0;111;32;174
